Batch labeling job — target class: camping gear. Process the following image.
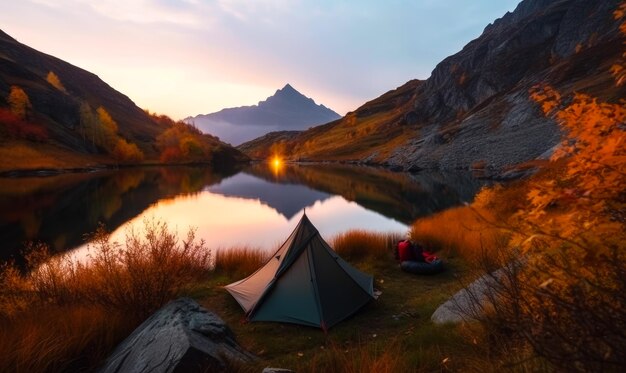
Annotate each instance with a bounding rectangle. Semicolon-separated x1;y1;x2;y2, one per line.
225;212;374;330
400;258;445;275
396;240;445;275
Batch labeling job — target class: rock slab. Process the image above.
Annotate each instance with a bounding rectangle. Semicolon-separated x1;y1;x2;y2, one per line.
431;268;507;324
100;297;255;373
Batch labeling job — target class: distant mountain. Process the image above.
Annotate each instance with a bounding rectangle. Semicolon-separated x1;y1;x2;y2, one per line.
185;84;341;145
239;0;625;173
0;29;247;170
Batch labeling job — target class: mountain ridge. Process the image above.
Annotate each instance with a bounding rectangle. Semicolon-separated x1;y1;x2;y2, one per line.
185;84;341;145
0;29;248;170
239;0;625;174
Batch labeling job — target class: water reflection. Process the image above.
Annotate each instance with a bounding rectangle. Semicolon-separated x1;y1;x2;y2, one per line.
0;164;485;262
0;167;236;262
209;173;331;219
244;163;484;224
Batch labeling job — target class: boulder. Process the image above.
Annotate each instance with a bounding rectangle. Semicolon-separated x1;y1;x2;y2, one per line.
262;368;295;373
431;268;507;324
100;297;255;373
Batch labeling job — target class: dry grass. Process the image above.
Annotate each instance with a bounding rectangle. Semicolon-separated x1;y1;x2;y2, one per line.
213;247;269;279
331;230;402;262
0;306;135;372
0;141;109;172
301;340;412;373
407;182;532;262
0;218;211;372
409;205;507;262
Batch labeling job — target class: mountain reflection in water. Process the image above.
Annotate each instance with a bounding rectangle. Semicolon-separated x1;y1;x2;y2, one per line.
0;164;484;262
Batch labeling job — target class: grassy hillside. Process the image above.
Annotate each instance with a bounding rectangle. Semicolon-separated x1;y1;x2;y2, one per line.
0;30;248;171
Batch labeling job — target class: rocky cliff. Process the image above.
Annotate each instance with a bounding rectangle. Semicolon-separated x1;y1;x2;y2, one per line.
240;0;625;172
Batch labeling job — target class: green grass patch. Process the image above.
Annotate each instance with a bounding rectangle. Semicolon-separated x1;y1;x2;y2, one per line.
197;240;483;372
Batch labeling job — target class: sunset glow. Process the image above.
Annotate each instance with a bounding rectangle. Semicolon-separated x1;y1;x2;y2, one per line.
0;0;519;119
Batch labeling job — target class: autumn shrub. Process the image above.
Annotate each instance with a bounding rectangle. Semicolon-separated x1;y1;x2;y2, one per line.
0;108;48;141
409;202;509;262
331;230;401;262
0;219;211;371
1;219;211;320
214;247;269;279
473;88;626;370
470;8;626;368
112;137;144;163
156;119;213;163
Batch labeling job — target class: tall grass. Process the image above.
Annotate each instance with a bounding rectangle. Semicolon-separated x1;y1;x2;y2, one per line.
331;230;402;262
409;204;508;262
0;306;135;372
214;247;269;278
0;218;211;372
300;340;411;373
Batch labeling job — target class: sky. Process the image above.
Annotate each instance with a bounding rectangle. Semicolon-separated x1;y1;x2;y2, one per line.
1;0;520;120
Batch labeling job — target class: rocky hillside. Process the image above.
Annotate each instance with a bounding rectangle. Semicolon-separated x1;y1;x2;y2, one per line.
0;29;247;170
186;84;340;146
239;0;625;172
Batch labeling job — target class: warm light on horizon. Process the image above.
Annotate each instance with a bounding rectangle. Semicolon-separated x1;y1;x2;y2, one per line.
270;156;283;176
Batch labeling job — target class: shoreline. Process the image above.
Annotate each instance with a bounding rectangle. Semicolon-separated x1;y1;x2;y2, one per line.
0;160;246;178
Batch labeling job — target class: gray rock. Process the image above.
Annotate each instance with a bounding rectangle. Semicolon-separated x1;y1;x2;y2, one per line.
100;297;255;373
262;368;295;373
431;268;507;324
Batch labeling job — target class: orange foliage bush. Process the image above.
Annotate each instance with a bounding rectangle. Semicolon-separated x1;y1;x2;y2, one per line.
156;120;213;163
112;137;144;163
473;4;626;369
0;108;48;141
46;71;67;93
0;219;211;371
7;86;31;119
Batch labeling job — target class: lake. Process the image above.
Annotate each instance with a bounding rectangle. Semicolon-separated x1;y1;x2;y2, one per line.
0;163;485;263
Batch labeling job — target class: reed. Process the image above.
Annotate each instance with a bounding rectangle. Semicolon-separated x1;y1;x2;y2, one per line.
213;247;269;278
331;230;402;262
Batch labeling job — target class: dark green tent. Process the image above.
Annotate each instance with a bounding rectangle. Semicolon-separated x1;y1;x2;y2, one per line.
225;212;374;330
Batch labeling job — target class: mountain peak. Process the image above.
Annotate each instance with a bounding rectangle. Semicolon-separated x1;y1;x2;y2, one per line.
275;83;300;97
187;84;341;145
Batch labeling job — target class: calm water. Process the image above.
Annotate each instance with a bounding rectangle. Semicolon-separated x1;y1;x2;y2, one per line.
0;163;485;262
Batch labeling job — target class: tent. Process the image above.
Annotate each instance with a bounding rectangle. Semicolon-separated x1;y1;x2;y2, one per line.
225;212;374;330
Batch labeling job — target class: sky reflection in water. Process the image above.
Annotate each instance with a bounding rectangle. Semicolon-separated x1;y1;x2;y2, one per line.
88;178;407;256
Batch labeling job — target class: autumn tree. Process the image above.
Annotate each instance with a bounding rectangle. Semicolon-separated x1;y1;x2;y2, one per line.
46;71;66;93
475;4;626;370
155;118;212;164
7;86;31;120
112;138;144;163
77;103;144;162
79;102;98;149
96;106;119;152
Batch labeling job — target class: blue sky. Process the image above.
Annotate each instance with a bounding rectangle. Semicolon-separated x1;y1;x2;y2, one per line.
1;0;520;119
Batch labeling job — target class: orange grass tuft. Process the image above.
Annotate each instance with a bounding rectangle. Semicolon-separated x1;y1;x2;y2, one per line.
214;247;269;279
0;306;135;372
331;230;402;262
409;204;507;262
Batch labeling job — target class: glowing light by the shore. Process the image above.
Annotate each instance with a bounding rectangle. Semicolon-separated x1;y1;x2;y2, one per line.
272;156;281;168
